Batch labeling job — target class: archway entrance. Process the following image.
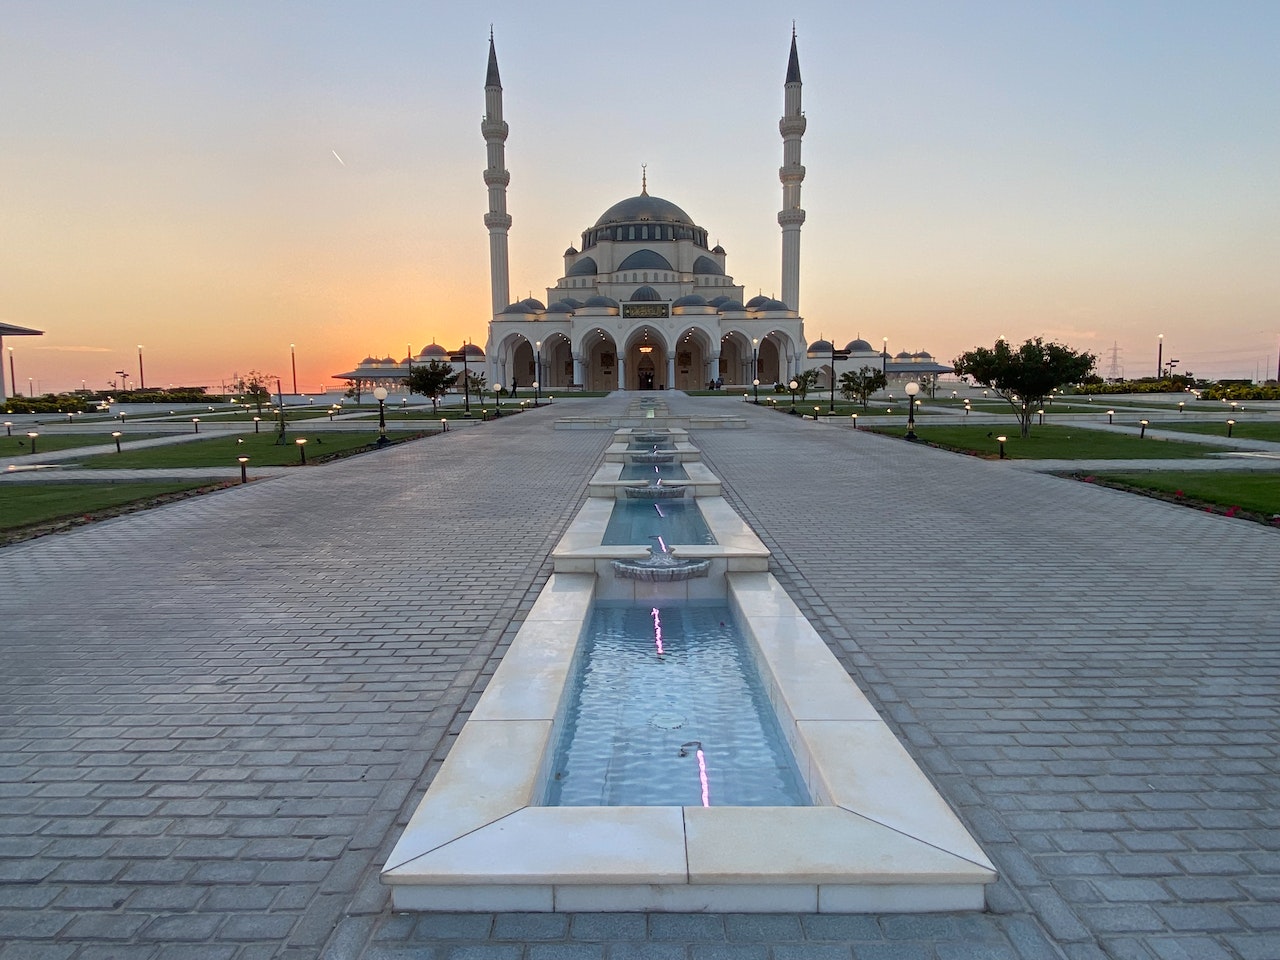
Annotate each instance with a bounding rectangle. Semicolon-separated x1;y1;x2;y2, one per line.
584;330;619;391
637;353;657;390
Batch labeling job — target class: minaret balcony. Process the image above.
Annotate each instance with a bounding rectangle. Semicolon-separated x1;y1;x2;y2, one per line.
779;115;808;136
778;165;806;184
483;169;511;187
481;118;509;140
777;209;807;227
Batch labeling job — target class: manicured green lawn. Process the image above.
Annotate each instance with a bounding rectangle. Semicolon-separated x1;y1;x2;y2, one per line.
866;423;1221;459
74;431;424;468
2;432;164;456
1142;420;1280;442
0;482;215;533
1085;471;1280;517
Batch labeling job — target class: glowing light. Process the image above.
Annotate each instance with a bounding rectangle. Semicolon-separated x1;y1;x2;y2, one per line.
697;748;710;807
650;606;664;657
654;504;665;518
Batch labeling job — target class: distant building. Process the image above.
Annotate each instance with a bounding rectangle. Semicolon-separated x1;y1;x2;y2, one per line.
804;338;953;389
332;343;485;395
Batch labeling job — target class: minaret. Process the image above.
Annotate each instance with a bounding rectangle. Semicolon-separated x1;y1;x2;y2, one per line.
778;28;806;313
482;30;512;316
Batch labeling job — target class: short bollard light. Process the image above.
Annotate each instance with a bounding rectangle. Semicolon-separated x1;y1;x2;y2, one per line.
238;455;249;483
3;421;11;436
1139;419;1149;439
112;431;122;453
850;413;858;429
27;431;39;454
296;437;308;464
252;416;261;433
1037;408;1045;425
192;417;200;433
441;418;448;433
1178;401;1185;414
1227;418;1236;437
996;435;1007;459
67;412;74;424
1107;409;1115;424
813;405;820;421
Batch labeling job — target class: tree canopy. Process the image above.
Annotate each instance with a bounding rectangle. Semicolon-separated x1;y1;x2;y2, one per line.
953;338;1096;438
839;366;887;410
406;360;458;412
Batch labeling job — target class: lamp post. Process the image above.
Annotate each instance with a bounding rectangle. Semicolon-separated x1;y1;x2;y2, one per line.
137;345;145;389
850;413;858;430
532;381;540;407
192;417;200;433
788;379;798;414
1156;334;1163;379
3;421;10;436
7;348;14;396
752;378;760;404
238;456;249;482
1178;401;1185;414
373;386;389;444
27;431;38;454
881;338;888;377
1139;419;1149;439
492;383;502;417
751;337;759;387
1037;408;1045;425
295;438;307;464
996;435;1007;458
534;340;542;405
290;343;298;395
112;431;122;453
1107;409;1114;424
252;416;261;433
904;381;920;440
1227;419;1235;437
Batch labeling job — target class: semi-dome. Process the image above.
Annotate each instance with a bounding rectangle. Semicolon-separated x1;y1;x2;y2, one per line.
691;255;724;276
594;193;694;227
671;294;708;307
618;249;674;272
566;256;597;277
583;295;620;309
807;339;834;356
845;339;873;353
629;285;663;302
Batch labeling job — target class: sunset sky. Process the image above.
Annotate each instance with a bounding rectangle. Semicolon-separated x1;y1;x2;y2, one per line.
3;0;1278;394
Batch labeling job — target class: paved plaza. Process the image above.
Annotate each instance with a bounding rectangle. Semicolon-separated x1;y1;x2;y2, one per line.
1;393;1277;960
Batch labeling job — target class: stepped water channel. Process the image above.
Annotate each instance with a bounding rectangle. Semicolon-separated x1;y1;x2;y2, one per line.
383;400;996;912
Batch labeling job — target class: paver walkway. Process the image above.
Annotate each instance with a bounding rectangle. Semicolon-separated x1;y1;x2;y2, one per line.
1;392;1277;960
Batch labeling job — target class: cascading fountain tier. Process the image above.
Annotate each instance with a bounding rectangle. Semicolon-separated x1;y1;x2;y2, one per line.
611;537;710;582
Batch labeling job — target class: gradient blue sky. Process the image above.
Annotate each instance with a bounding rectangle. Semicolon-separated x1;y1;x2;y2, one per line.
3;0;1277;393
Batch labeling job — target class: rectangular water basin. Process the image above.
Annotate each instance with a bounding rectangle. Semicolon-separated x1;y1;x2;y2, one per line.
587;460;722;499
382;572;997;912
602;499;716;546
619;463;688;481
545;601;809;807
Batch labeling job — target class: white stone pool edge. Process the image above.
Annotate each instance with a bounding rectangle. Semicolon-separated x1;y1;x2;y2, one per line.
381;570;996;912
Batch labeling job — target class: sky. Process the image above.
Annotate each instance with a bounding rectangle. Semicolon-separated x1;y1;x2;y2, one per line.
2;0;1278;394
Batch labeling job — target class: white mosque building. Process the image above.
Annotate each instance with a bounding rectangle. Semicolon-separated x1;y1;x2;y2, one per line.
335;31;952;396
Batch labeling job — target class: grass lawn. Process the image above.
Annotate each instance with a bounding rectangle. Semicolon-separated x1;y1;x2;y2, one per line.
1083;471;1280;520
74;430;424;468
866;423;1222;459
3;433;165;457
0;481;219;537
1142;420;1280;442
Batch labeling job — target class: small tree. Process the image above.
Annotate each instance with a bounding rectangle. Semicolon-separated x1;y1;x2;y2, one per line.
406;360;458;412
953;337;1096;438
239;370;276;415
465;370;487;406
794;368;822;401
839;366;887;410
344;381;363;403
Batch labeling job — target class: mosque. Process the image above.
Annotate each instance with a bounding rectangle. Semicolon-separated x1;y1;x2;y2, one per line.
335;31;952;396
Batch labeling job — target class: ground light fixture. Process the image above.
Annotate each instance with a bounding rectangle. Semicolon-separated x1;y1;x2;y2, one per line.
440;418;448;433
253;416;261;433
27;431;38;454
192;418;200;433
788;379;798;414
904;381;920;440
1037;409;1045;425
112;431;122;453
1107;409;1115;424
996;435;1007;459
3;421;11;436
1139;419;1149;439
813;406;820;421
850;413;858;429
1227;419;1236;437
238;456;249;483
373;386;389;443
295;437;308;464
1178;401;1185;413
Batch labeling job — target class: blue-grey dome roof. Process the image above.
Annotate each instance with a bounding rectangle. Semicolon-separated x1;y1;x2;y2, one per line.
594;193;694;227
629;286;663;302
896;350;913;359
707;295;730;307
745;295;769;309
759;299;789;312
846;339;874;353
717;299;745;312
545;300;576;314
458;343;485;358
564;245;578;256
692;255;724;276
807;339;834;356
711;244;725;255
561;297;584;309
566;256;597;277
914;351;933;360
583;295;620;309
418;343;448;358
618;249;674;272
521;297;545;311
672;294;708;307
502;301;537;315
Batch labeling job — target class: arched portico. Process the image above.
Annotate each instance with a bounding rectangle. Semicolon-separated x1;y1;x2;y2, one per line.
673;326;715;391
578;328;620;391
623;325;670;390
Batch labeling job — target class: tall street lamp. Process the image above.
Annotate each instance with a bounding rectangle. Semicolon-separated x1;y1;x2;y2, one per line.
904;381;920;440
373;386;389;444
1156;334;1163;379
138;345;145;389
752;337;759;387
789;379;798;415
534;340;543;406
290;343;298;395
752;378;760;404
881;338;888;377
492;383;502;417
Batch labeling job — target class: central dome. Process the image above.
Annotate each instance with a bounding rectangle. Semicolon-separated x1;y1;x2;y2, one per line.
594;193;694;227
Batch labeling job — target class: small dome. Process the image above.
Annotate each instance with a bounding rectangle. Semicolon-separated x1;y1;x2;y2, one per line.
745;295;769;309
566;256;598;277
629;285;662;302
896;351;913;360
711;244;725;255
672;294;708;307
458;343;485;358
583;295;620;309
561;297;584;309
521;297;545;311
845;339;874;353
807;339;834;356
545;300;576;314
381;356;397;364
618;249;674;272
692;255;724;276
760;299;789;312
564;245;578;256
502;301;536;315
707;295;730;307
717;299;745;312
419;343;448;358
914;351;933;360
360;355;378;365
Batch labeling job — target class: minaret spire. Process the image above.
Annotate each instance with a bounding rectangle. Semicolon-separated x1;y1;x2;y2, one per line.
778;29;806;313
482;31;512;316
641;163;648;196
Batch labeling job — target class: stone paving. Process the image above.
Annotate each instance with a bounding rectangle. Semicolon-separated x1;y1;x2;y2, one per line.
1;392;1277;960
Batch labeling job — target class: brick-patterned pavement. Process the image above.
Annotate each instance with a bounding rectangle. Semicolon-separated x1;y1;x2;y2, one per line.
1;392;1277;960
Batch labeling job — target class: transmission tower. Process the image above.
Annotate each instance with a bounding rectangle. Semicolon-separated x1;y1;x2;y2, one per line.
1106;341;1124;381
